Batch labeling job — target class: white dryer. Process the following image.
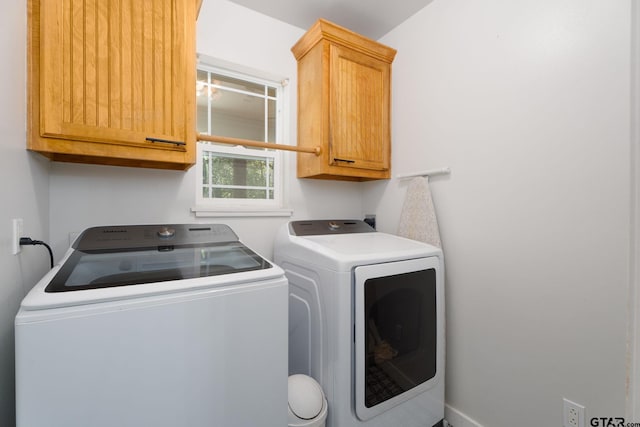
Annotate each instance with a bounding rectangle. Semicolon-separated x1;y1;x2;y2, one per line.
15;224;288;427
274;220;445;427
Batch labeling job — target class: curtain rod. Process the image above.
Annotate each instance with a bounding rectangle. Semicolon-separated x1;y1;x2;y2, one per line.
197;133;321;156
396;167;451;179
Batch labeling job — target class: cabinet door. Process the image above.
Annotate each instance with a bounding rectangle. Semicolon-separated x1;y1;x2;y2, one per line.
39;0;192;149
329;45;390;172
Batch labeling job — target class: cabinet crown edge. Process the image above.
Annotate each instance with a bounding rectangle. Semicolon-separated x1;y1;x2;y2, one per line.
291;18;397;63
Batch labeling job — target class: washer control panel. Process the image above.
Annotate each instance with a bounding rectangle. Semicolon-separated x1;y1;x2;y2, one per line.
73;224;238;250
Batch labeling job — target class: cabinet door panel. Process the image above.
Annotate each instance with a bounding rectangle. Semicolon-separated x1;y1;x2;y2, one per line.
40;0;189;148
329;45;390;171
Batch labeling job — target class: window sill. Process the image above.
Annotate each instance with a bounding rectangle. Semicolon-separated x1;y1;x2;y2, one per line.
191;206;293;218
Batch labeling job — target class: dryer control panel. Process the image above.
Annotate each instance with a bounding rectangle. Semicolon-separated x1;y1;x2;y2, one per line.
289;220;375;236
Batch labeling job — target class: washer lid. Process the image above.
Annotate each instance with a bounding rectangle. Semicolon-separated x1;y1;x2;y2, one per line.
45;224;272;293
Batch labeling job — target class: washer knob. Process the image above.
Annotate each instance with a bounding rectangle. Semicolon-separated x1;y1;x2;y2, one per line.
157;227;175;238
328;221;340;230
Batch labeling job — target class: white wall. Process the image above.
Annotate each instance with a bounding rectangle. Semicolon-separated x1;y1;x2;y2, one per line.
48;0;364;261
0;0;51;425
364;1;632;425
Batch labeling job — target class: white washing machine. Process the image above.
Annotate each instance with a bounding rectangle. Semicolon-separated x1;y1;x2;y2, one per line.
274;220;445;427
15;224;288;427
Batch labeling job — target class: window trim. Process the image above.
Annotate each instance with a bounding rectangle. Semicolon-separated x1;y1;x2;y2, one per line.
192;56;292;217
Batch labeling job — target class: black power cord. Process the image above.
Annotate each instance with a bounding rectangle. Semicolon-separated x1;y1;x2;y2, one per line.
19;237;54;269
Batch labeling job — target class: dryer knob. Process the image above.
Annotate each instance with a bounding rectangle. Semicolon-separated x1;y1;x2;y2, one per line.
328;221;340;230
157;227;176;238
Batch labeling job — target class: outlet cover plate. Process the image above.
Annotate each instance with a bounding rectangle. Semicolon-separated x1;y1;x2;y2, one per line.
563;398;585;427
12;218;23;255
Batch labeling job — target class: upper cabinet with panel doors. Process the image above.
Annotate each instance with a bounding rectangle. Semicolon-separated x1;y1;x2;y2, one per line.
27;0;198;170
292;19;396;181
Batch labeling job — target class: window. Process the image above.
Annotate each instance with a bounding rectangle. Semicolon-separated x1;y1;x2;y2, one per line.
194;60;289;215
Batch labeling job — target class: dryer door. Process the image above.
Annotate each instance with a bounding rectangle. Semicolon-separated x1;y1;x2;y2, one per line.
354;256;443;421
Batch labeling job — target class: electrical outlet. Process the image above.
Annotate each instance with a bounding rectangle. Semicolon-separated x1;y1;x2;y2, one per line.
12;218;23;255
364;214;376;230
563;398;585;427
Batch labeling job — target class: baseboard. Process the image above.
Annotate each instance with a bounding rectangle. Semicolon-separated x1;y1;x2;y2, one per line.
444;404;484;427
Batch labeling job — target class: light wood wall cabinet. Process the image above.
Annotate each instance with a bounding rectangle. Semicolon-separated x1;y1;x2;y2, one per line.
28;0;197;170
292;19;396;181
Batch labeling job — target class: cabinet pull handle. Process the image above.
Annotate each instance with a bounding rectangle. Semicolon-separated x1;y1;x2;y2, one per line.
145;137;186;146
333;158;355;164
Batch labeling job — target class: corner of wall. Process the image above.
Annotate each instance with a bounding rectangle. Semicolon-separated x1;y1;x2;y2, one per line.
628;0;640;418
445;404;484;427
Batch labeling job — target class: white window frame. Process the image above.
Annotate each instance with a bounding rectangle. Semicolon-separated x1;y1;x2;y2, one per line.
192;57;292;217
197;143;281;209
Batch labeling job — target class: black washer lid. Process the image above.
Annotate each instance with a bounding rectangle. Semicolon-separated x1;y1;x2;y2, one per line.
46;224;271;293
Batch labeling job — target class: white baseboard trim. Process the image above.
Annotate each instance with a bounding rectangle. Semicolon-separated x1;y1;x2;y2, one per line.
445;404;484;427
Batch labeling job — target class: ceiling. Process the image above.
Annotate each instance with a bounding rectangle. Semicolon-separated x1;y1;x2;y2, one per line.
226;0;434;40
